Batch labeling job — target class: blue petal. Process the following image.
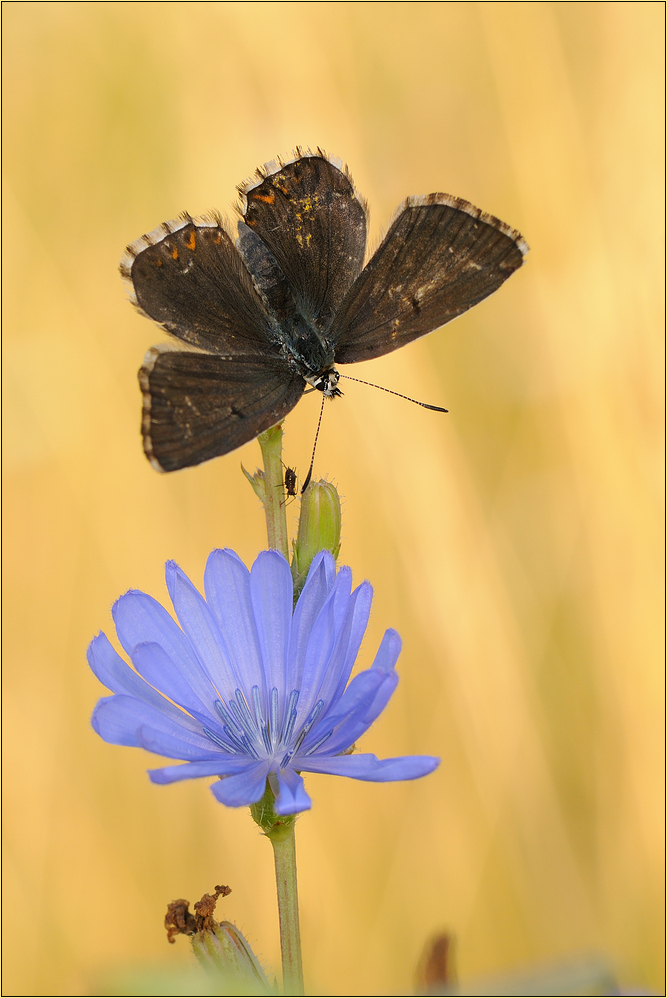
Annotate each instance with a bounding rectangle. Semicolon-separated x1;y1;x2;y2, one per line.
311;581;373;711
202;550;266;695
296;565;356;716
274;768;312;815
149;757;255;784
303;674;397;757
113;590;202;682
301;549;337;597
210;761;270;807
88;633;138;694
310;624;396;721
329;667;394;727
112;590;226;723
165;561;241;696
288;551;337;688
92;695;215;757
131;642;219;724
92;695;142;746
88;633;194;722
137;723;220;761
296;752;440;781
311;627;401;750
310;667;384;734
370;628;402;676
249;551;293;701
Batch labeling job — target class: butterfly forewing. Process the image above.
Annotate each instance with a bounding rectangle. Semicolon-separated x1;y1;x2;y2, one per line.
139;348;305;472
241;156;368;330
127;220;279;356
236;221;302;330
330;195;527;364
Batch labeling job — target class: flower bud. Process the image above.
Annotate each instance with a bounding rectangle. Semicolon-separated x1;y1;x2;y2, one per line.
165;887;272;996
292;479;342;594
191;920;272;995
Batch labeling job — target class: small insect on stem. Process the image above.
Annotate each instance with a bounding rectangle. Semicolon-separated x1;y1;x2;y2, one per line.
280;463;298;505
284;466;298;497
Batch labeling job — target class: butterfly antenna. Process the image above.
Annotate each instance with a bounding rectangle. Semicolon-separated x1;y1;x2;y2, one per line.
301;392;326;493
338;374;448;412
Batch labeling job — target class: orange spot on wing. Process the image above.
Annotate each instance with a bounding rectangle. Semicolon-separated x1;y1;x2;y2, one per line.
185;231;196;251
252;192;275;204
171;247;179;260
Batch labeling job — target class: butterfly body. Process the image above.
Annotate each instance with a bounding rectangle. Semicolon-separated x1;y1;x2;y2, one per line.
121;151;527;472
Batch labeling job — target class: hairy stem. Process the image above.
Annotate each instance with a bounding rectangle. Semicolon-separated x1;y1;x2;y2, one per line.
270;821;304;995
250;784;304;995
257;425;289;560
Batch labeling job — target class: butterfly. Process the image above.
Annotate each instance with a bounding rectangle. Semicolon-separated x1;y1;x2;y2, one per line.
120;149;528;472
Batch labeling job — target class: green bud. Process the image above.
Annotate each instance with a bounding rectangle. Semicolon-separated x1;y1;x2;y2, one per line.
291;479;342;596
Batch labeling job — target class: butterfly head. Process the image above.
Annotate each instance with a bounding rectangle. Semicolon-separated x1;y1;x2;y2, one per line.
306;367;343;399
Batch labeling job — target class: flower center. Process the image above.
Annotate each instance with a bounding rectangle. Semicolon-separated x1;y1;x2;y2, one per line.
202;687;327;767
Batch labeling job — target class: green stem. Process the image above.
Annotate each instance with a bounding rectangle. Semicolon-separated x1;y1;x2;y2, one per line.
250;785;304;995
270;822;304;996
257;426;289;560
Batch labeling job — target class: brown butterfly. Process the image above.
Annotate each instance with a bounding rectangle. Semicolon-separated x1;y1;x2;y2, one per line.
120;150;527;472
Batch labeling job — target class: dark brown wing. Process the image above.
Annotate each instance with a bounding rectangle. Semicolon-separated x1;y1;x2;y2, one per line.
329;194;528;364
121;216;280;356
139;348;305;472
239;154;368;330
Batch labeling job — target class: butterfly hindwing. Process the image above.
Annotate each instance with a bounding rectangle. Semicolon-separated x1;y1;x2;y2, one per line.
123;218;279;357
139;348;305;472
240;155;368;330
330;194;527;364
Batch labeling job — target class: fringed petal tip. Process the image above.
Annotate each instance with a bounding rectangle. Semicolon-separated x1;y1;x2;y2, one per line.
373;628;402;673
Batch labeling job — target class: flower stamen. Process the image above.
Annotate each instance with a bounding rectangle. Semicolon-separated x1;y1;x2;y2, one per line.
269;686;279;745
304;729;334;755
280;690;300;746
214;698;243;734
203;726;240;754
252;686;273;753
234;688;262;740
224;725;257;756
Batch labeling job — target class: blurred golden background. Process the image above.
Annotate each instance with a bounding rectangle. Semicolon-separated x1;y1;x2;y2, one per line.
3;2;663;995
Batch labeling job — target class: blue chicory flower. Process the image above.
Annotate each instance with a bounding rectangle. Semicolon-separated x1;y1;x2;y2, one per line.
89;549;439;815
